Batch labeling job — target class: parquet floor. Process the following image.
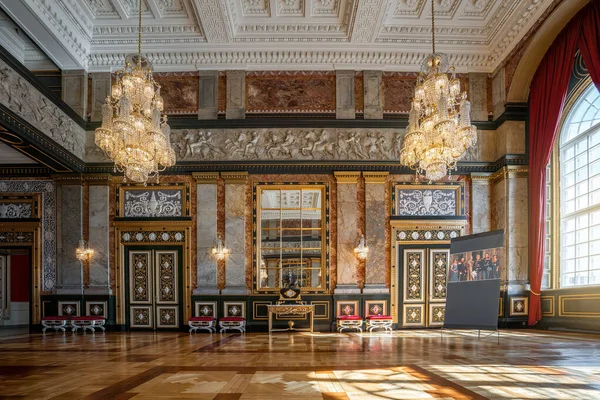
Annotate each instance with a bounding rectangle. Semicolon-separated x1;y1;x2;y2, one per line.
0;329;599;400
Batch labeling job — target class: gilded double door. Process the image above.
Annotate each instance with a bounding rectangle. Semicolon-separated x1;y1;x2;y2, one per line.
400;247;450;328
127;249;181;329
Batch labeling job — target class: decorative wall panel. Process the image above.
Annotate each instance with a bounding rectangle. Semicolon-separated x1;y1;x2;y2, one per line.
156;306;179;328
195;301;217;318
130;252;151;303
156;251;177;304
429;250;449;302
403;304;424;327
0;180;56;291
121;231;185;243
223;302;245;318
365;300;387;317
58;301;79;317
123;189;183;218
429;304;446;326
403;250;424;302
86;301;107;318
336;301;359;317
394;184;463;216
130;306;152;328
0;203;32;218
246;71;336;114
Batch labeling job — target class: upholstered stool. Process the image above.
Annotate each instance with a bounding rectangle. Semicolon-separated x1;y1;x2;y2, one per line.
189;316;217;333
71;316;106;333
365;315;393;332
41;316;69;332
336;315;363;332
219;316;246;333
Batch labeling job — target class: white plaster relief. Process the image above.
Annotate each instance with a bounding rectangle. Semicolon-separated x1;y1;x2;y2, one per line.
0;58;85;158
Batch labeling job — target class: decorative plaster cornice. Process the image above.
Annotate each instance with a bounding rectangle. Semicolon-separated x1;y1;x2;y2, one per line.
334;171;361;183
192;172;219;183
363;171;389;184
221;171;248;183
86;49;492;72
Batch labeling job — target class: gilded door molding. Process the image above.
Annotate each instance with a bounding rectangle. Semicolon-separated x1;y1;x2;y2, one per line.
390;219;466;325
115;221;191;326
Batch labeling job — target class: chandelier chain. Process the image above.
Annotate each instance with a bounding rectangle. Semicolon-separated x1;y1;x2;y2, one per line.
431;0;435;54
138;0;142;55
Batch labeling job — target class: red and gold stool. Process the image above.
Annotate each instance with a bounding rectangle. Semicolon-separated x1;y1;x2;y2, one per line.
71;316;106;333
41;316;69;332
189;316;217;333
219;317;246;333
365;315;393;332
336;315;363;332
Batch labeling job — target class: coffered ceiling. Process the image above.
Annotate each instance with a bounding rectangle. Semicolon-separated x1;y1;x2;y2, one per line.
0;0;556;72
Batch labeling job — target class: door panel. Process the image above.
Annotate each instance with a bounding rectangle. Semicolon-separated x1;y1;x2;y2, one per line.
400;247;450;328
128;249;180;329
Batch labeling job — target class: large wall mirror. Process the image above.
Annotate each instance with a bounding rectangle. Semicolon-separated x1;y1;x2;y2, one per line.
255;185;328;294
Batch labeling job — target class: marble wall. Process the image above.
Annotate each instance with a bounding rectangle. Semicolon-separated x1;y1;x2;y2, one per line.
334;172;360;292
196;179;218;294
57;184;83;292
88;185;109;292
154;72;199;115
222;175;248;294
470;174;492;234
364;172;388;292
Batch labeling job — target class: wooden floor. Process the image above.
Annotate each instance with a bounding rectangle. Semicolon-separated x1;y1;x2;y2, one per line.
0;329;599;399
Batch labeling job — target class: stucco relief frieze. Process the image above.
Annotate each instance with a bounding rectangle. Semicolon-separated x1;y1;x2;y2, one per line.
170;128;403;161
0;59;85;158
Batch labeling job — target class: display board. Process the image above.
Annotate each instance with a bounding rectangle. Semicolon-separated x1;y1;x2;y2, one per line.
444;230;504;330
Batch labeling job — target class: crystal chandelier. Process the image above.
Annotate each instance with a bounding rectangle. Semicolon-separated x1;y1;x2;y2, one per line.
75;239;94;262
399;0;477;181
211;236;230;261
354;234;369;261
95;0;175;184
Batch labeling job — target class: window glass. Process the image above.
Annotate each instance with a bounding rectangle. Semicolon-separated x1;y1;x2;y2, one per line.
559;84;600;287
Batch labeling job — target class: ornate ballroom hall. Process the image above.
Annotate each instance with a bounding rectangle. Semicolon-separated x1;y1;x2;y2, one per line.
0;0;599;398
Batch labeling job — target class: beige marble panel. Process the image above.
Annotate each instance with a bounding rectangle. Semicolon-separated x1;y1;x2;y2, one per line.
365;183;386;287
336;182;359;289
223;183;248;294
196;183;218;294
496;121;526;159
470;177;492;234
468;73;488;122
88;185;109;289
506;174;529;282
57;185;83;292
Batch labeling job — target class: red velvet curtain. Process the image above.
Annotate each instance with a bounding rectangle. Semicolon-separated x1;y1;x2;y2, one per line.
528;0;600;325
579;0;600;90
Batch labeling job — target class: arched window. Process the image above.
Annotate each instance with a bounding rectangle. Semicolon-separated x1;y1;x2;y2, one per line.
557;83;600;287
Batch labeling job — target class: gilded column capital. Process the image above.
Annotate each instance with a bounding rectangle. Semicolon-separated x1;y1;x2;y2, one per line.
363;171;389;184
334;171;361;183
221;171;248;184
192;172;220;183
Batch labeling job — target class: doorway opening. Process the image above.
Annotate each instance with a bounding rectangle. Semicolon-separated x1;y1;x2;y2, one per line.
0;248;31;327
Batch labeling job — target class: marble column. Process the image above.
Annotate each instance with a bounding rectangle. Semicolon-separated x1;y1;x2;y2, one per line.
90;72;111;122
198;71;218;120
193;173;219;294
363;172;388;293
336;70;355;119
490;167;529;286
56;181;84;293
62;70;87;118
334;171;360;293
221;172;248;294
87;181;110;294
226;70;245;119
492;67;506;120
470;173;492;234
363;71;383;119
468;72;488;121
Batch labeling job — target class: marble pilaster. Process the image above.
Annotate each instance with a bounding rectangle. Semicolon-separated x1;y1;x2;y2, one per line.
495;121;527;159
468;73;488;121
56;184;83;293
336;70;355;119
492;68;506;120
194;173;219;294
221;172;248;294
226;70;245;119
470;173;492;234
363;172;388;293
87;185;110;293
90;73;111;122
61;70;87;118
198;71;218;120
363;70;383;119
334;171;360;293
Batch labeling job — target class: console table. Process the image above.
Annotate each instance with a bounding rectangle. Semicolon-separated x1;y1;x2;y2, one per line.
267;304;314;333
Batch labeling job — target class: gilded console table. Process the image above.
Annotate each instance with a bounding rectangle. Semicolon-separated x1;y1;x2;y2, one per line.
267;304;314;333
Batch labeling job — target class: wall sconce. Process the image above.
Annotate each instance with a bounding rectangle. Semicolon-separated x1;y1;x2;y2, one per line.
211;236;230;261
354;234;369;261
75;239;95;262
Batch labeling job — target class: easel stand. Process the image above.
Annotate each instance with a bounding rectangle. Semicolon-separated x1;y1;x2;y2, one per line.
440;327;500;345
